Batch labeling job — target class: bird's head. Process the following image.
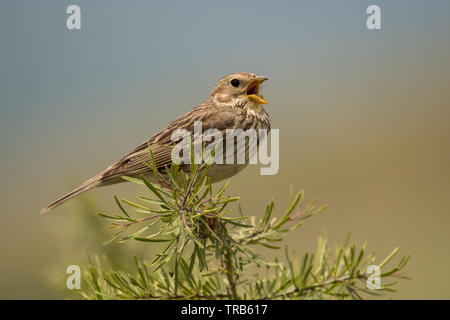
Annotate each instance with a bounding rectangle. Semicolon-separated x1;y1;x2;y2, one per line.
209;72;269;108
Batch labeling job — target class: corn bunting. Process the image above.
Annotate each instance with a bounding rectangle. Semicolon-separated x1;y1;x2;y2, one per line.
41;72;270;213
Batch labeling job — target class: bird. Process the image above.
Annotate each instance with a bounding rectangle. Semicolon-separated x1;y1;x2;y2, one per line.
41;72;271;214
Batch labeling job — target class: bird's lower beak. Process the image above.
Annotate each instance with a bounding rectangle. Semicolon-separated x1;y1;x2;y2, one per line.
245;76;269;105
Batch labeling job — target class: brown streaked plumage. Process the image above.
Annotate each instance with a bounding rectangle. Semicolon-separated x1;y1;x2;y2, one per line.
41;72;271;214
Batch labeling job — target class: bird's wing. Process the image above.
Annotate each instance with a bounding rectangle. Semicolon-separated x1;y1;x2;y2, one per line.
100;142;174;180
99;105;244;181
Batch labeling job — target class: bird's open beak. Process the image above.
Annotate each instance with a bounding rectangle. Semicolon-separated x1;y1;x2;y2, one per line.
245;76;269;104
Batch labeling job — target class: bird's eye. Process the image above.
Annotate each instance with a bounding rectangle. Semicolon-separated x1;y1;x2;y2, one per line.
230;79;240;87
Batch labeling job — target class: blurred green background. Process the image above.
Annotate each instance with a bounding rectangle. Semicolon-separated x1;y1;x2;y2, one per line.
1;0;449;299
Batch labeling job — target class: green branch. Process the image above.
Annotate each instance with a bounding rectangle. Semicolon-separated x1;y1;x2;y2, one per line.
77;149;409;300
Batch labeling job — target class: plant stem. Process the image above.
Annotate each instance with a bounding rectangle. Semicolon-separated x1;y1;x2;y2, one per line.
223;242;238;299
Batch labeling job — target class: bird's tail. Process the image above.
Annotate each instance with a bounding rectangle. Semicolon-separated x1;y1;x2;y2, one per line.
40;175;103;214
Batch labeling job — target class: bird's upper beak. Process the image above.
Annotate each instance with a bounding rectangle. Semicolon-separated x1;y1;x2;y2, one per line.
245;76;269;105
